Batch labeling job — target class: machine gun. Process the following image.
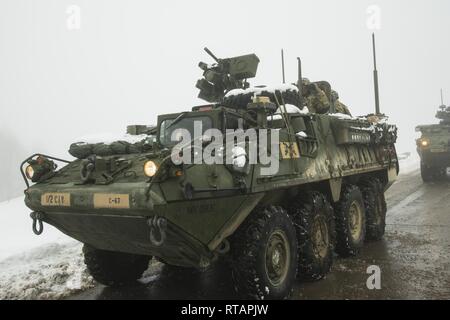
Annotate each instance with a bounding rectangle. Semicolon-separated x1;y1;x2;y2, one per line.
196;48;260;102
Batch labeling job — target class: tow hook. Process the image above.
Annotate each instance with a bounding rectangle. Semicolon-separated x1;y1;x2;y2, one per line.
147;216;167;247
30;211;44;235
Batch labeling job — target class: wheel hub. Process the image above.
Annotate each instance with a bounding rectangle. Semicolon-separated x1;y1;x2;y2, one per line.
312;215;329;259
349;201;363;240
265;230;290;286
272;248;281;266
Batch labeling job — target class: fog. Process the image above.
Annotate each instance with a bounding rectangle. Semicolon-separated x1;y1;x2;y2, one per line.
1;0;450;201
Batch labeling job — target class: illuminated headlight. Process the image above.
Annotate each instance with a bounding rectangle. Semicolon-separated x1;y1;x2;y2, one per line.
420;139;429;147
144;161;158;177
25;165;35;180
24;156;56;183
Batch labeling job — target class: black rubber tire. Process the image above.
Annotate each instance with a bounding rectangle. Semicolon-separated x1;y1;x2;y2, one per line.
230;206;297;300
434;167;447;180
333;185;366;257
289;192;335;281
361;179;387;241
222;88;301;109
420;163;434;182
83;244;151;286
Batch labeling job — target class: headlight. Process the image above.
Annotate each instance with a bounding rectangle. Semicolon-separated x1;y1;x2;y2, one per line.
144;161;158;177
420;139;429;147
25;165;35;180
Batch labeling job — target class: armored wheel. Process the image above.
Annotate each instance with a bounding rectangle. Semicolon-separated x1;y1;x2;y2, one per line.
420;163;434;182
361;179;387;241
230;206;297;300
289;192;335;281
83;244;151;286
333;185;366;257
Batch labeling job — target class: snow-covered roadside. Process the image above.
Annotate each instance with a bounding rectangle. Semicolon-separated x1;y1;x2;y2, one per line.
398;152;420;175
0;197;93;299
0;242;94;299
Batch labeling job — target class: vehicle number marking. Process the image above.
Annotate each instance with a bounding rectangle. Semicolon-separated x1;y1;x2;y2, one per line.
41;193;71;207
93;194;130;209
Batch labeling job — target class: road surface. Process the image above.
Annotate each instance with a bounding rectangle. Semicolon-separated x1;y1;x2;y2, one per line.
70;170;450;300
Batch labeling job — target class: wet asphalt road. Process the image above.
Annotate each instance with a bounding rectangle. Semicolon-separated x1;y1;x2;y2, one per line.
70;170;450;300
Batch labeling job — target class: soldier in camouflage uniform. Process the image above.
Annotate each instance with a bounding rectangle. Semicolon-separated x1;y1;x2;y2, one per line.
331;90;352;116
302;78;331;114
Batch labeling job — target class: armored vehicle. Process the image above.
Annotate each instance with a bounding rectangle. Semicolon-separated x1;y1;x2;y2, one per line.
416;95;450;182
21;45;398;300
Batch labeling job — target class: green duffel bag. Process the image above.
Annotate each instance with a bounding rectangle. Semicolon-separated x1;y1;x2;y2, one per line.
68;143;93;159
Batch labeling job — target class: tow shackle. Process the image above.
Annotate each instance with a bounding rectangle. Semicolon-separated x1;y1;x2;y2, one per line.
30;211;44;235
147;216;167;247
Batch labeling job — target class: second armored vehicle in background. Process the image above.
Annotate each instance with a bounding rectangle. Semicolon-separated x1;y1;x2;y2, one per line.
416;96;450;182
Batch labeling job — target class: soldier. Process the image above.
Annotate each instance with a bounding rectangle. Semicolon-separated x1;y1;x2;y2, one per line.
302;78;331;114
331;90;352;116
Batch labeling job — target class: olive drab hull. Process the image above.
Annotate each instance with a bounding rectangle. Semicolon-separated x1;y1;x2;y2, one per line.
22;109;398;268
21;49;399;272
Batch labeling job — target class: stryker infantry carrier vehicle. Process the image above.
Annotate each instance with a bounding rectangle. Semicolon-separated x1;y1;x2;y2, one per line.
416;91;450;182
21;37;399;299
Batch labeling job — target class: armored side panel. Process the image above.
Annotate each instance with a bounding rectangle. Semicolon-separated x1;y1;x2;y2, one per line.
331;119;372;145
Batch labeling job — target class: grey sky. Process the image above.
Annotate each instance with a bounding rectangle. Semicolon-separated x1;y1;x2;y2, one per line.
1;0;450;200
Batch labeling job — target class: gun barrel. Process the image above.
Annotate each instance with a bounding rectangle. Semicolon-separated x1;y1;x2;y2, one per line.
204;47;220;63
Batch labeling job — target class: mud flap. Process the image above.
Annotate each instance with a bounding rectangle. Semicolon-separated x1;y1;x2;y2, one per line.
329;178;342;203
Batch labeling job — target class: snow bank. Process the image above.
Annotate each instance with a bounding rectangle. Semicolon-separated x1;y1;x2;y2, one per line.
0;197;91;299
73;133;150;145
0;242;94;300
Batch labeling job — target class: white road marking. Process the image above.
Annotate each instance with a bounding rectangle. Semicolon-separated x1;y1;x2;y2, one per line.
388;188;425;214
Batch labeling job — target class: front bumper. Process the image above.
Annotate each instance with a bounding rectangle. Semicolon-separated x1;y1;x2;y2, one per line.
24;183;215;268
42;211;214;268
418;148;450;167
